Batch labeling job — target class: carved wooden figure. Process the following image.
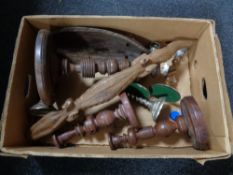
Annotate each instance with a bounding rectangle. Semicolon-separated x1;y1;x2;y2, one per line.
108;96;209;150
52;93;140;147
31;39;193;140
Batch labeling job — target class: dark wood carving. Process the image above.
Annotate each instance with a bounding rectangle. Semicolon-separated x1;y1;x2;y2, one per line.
108;96;209;150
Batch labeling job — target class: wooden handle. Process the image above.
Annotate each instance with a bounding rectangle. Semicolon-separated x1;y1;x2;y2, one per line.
31;98;76;140
31;110;68;140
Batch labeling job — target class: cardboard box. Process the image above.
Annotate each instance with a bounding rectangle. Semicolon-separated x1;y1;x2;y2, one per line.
0;16;232;164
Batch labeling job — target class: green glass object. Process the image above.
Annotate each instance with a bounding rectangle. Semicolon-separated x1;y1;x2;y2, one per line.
150;84;181;102
126;83;150;99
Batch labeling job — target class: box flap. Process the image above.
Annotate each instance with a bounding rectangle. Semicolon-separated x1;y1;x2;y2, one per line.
0;17;29;158
214;35;233;154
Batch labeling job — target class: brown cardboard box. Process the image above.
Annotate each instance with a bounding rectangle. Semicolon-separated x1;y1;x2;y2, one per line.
0;16;232;164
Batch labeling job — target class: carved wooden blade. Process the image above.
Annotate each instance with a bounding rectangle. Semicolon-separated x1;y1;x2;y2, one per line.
31;110;68;140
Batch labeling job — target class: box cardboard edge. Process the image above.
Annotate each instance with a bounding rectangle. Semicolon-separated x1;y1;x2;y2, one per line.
195;26;233;165
214;35;233;152
0;16;231;162
0;16;29;158
22;15;214;22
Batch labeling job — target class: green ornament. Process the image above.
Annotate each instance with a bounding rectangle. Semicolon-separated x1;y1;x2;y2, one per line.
126;83;150;99
150;84;181;102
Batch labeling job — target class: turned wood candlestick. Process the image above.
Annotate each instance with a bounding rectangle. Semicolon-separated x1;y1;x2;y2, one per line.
61;57;130;78
52;93;140;148
108;96;209;150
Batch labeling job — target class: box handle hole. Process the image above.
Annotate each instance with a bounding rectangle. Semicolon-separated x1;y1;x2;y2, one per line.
194;60;198;69
24;74;32;99
202;78;208;100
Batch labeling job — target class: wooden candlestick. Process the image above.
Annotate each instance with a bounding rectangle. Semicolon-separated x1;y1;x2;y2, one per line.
62;57;130;78
52;93;140;147
108;96;209;150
